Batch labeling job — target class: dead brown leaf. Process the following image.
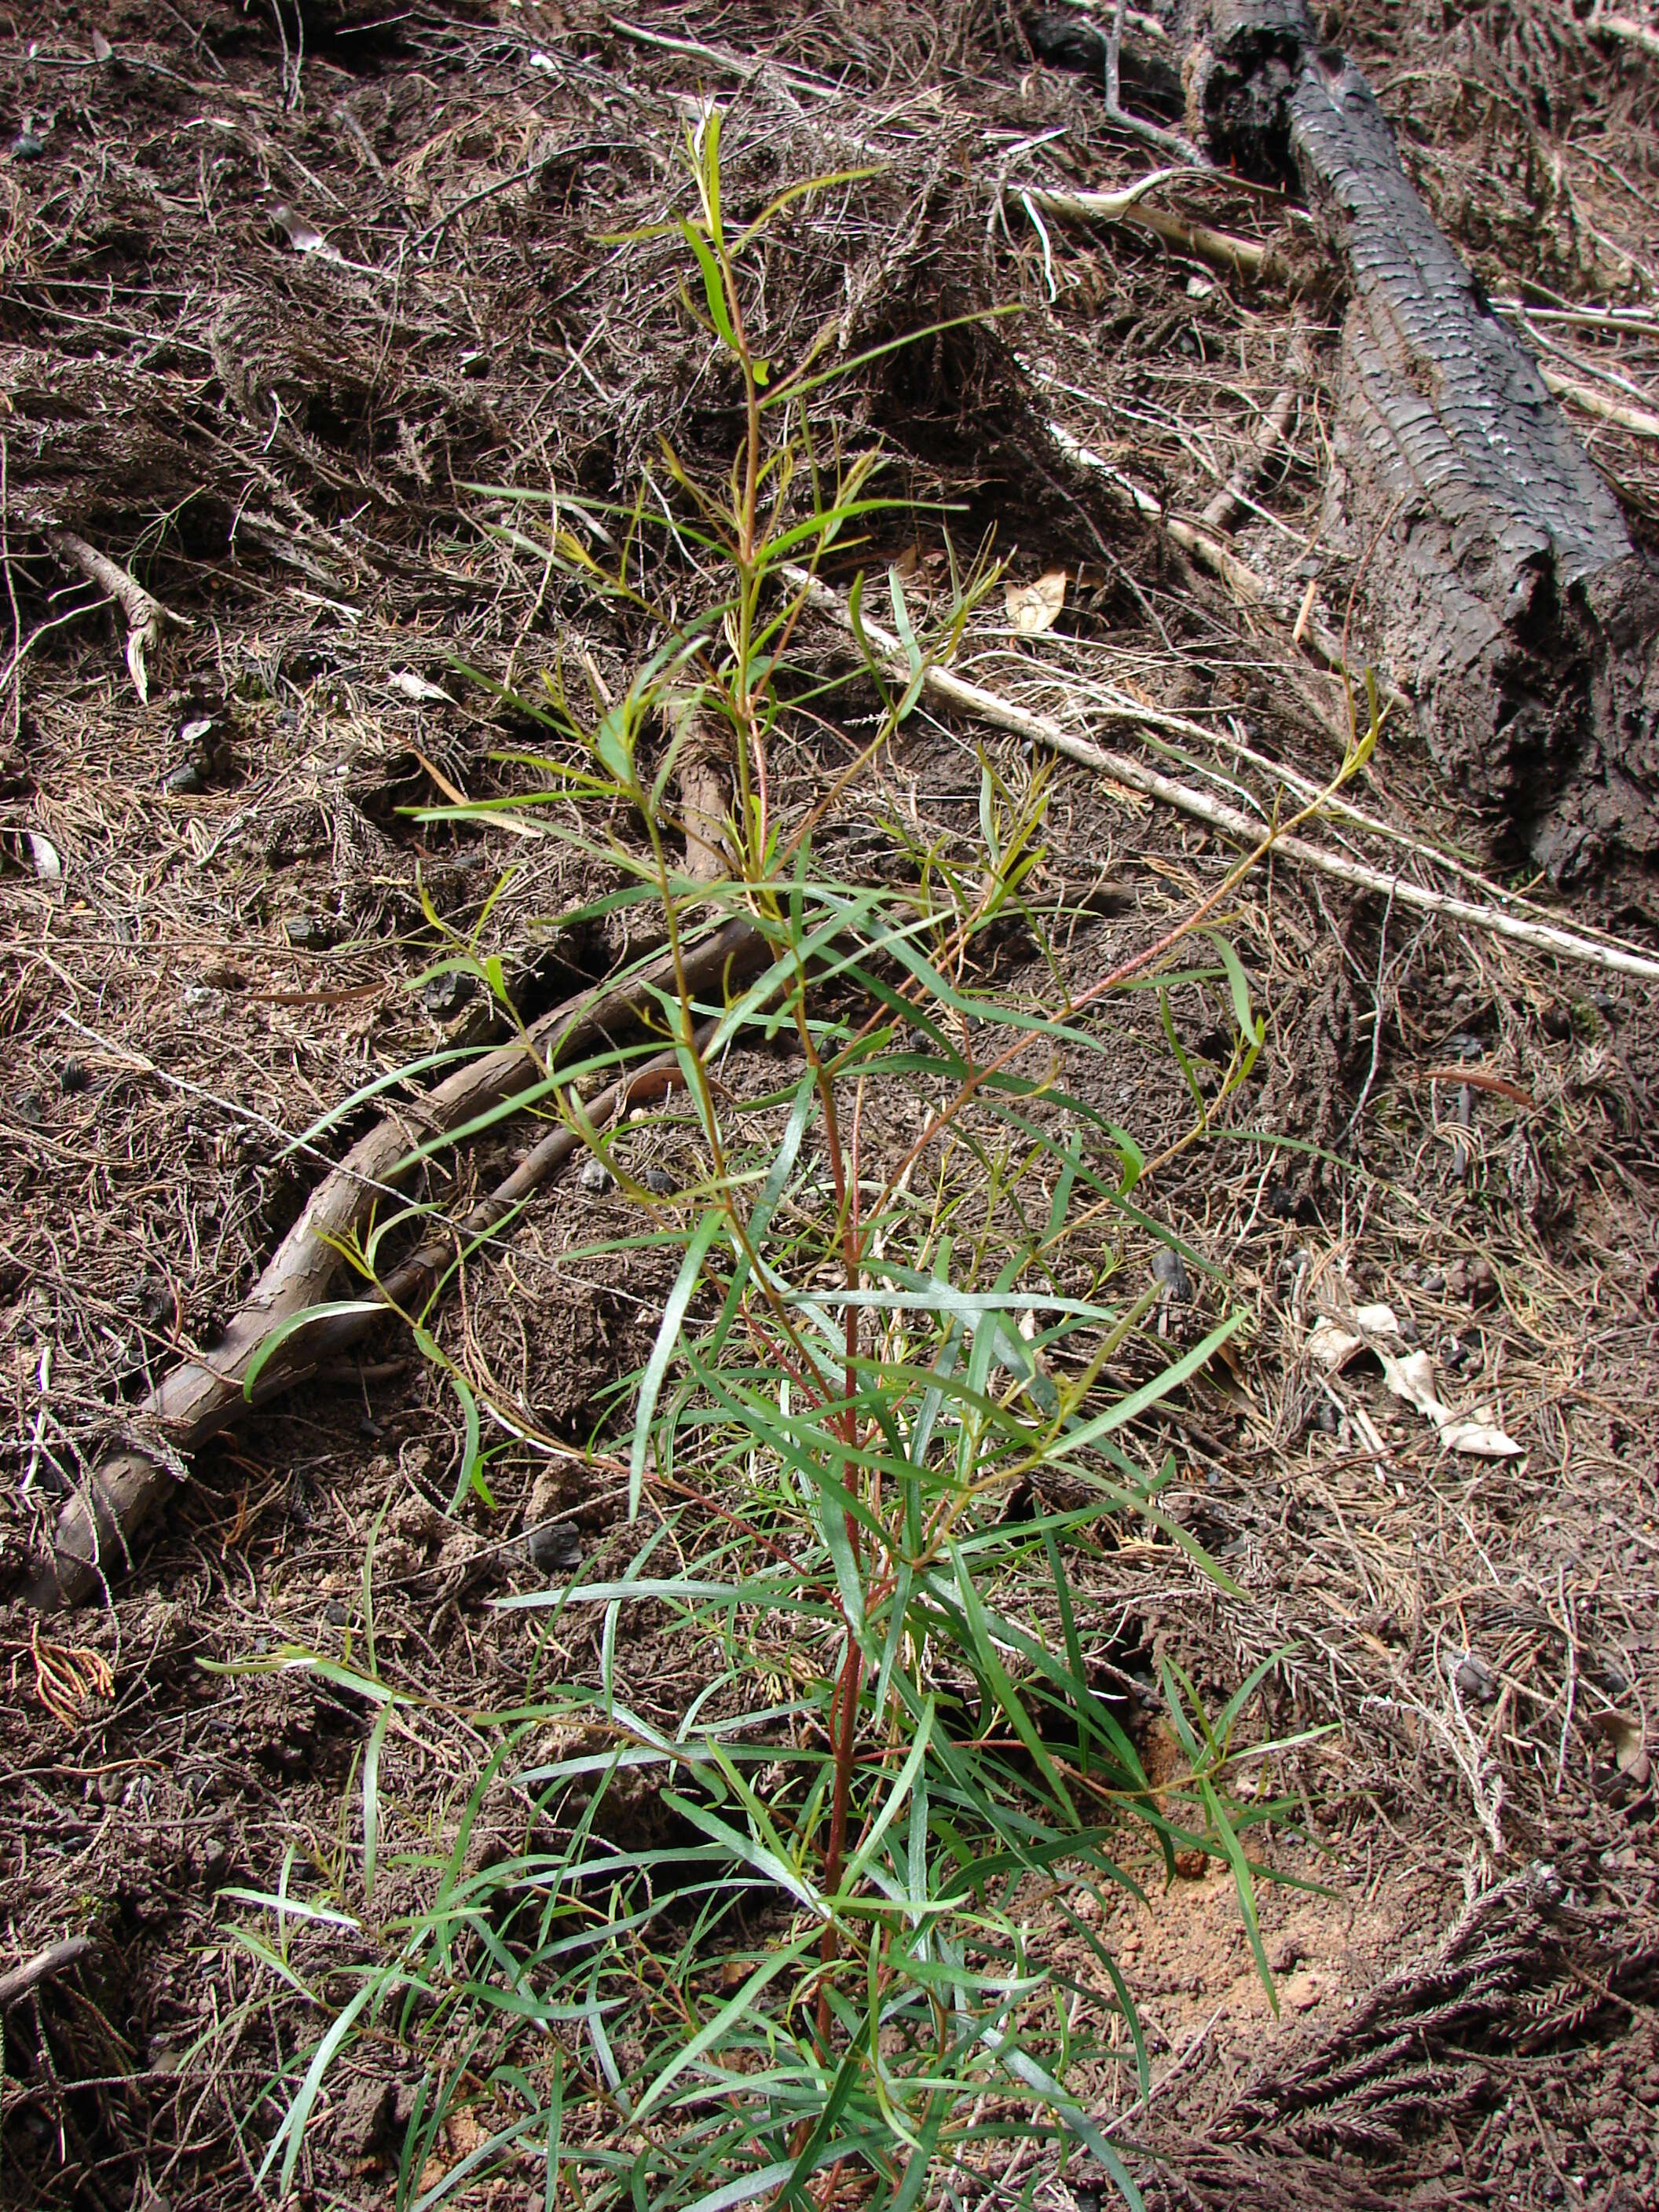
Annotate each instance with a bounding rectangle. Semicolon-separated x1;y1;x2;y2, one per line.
1004;568;1068;635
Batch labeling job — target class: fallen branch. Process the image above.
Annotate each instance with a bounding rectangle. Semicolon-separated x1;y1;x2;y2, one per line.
1029;4;1659;871
42;527;185;704
0;1937;94;2011
1188;0;1659;876
1200;381;1299;533
298;1016;720;1379
1027;197;1659;449
31;921;764;1608
1539;365;1659;443
1593;6;1659;61
672;704;734;884
788;568;1659;984
1024;178;1281;285
1044;416;1360;682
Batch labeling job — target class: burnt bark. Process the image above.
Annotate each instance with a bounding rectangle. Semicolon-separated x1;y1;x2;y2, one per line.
1181;0;1659;879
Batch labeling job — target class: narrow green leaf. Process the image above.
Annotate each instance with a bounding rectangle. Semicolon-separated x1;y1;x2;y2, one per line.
661;1791;826;1917
1202;1776;1278;2011
1056;1311;1246;1455
760;305;1021;409
448;1373;489;1511
842;1699;933;1892
1205;930;1265;1046
243;1301;383;1399
630;1209;723;1518
1159;986;1207;1116
887;566;923;677
361;1698;394;1906
261;1977;380;2195
680;219;740;354
950;1546;1079;1826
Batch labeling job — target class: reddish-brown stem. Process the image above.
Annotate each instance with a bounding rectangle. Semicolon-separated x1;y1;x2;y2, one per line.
866;838;1276;1225
815;1632;866;2038
743;1309;832;1415
649;1471;807;1575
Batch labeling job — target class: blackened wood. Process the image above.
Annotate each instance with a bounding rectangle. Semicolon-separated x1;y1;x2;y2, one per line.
1024;9;1188;121
1187;0;1659;877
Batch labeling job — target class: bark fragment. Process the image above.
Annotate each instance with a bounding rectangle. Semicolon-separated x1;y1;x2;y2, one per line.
1185;0;1659;878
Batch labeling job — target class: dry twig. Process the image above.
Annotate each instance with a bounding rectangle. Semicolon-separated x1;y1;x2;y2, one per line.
42;527;186;704
789;569;1659;983
31;921;764;1607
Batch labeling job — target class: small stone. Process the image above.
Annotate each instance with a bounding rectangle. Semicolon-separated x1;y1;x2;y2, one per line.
421;970;476;1020
1149;1246;1189;1301
1453;1651;1498;1703
332;2075;394;2155
1420;1268;1445;1294
60;1057;89;1094
1541;1002;1573;1041
9;131;45;160
390;1490;447;1547
163;760;207;795
1281;1969;1325;2011
643;1166;676;1196
324;1597;349;1628
284;914;335;950
578;1156;612;1195
1316;1397;1339;1434
526;1520;580;1575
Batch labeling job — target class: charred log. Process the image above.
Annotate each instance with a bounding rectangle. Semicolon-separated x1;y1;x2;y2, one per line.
1181;0;1659;879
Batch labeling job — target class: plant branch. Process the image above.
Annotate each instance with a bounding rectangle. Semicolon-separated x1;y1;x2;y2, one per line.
785;567;1659;983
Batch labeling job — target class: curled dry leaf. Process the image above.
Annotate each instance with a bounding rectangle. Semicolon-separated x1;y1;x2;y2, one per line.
1307;1301;1521;1458
1308;1303;1400;1371
1434;1411;1522;1458
28;831;63;881
1373;1345;1520;1456
1377;1346;1441;1418
270;204;345;265
390;670;455;705
1595;1711;1649;1783
1004;567;1068;636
